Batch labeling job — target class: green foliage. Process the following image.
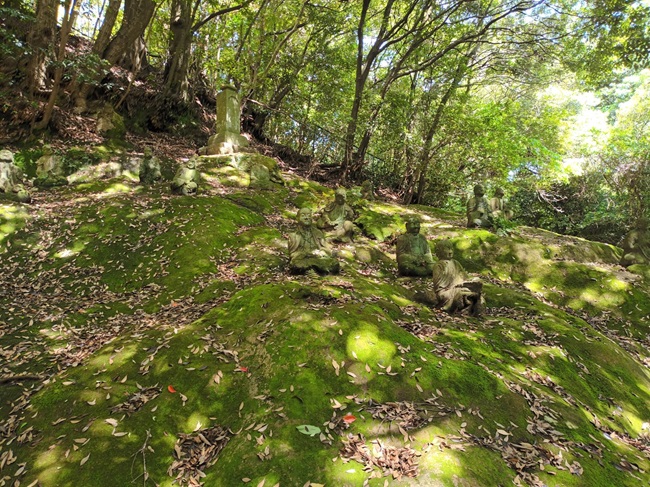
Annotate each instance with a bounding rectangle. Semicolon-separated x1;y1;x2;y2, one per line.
63;147;103;174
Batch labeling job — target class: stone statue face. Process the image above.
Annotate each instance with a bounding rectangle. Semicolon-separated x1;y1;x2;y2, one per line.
494;187;504;197
435;241;454;260
297;209;313;227
144;148;152;157
187;159;196;169
405;220;420;235
335;189;347;204
474;185;484;197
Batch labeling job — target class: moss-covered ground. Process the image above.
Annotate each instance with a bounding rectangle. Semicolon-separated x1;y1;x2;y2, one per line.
1;152;649;486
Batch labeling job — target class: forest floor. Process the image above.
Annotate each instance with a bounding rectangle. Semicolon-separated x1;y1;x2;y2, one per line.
0;149;650;487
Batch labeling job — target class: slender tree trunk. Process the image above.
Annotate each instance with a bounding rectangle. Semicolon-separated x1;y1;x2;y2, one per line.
34;0;80;129
72;0;121;112
27;0;58;95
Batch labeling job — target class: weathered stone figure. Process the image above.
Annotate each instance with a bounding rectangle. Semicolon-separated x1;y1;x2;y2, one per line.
489;187;512;220
467;184;492;228
0;150;31;203
35;145;67;187
396;217;434;277
171;158;200;195
139;148;162;184
319;188;355;243
360;180;375;201
288;208;340;274
431;239;484;316
619;218;650;267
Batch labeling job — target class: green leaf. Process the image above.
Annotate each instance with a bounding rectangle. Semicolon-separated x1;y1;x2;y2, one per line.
296;425;321;436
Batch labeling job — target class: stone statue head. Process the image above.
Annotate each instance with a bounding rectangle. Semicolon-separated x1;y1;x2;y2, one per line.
435;239;454;260
186;158;197;169
297;207;313;227
473;184;484;197
405;217;421;235
494;187;504;197
143;147;152;158
636;217;649;230
335;188;347;204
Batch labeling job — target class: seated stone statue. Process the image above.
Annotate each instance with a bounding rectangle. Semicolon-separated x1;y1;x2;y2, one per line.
139;148;162;185
171;158;200;195
34;145;67;188
318;188;355;243
0;150;31;203
396;217;434;277
489;187;512;220
431;239;484;316
288;208;340;274
360;180;375;201
619;218;650;267
466;184;493;228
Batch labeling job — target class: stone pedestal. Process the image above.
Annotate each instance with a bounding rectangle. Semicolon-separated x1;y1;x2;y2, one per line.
202;86;249;155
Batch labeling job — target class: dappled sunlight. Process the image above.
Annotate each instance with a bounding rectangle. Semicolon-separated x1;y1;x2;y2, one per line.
54;239;86;258
346;324;396;365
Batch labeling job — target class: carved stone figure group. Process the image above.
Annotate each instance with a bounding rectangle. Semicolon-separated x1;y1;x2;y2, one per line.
466;185;512;228
396;217;484;316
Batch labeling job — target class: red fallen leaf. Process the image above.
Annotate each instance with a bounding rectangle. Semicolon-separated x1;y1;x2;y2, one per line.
171;301;178;307
168;385;177;393
235;366;249;373
343;414;356;424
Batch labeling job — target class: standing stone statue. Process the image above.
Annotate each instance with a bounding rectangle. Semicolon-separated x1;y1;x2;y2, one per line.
466;184;493;228
171;158;200;195
396;217;434;277
0;150;31;203
489;187;512;220
431;239;484;316
619;218;650;267
318;188;355;243
288;208;340;274
139;148;162;185
200;86;250;155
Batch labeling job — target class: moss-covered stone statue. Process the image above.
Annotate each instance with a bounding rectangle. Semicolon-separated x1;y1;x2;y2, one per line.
431;239;484;316
288;207;340;275
619;217;650;267
466;184;493;228
139;148;162;185
318;188;356;243
34;145;67;188
360;180;375;201
396;217;434;277
171;158;200;195
489;187;512;220
0;150;31;203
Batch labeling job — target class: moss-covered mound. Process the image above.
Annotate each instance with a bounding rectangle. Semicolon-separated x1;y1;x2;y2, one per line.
1;154;649;487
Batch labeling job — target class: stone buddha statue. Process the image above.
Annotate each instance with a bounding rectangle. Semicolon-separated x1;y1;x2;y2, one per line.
489;187;512;220
396;217;434;277
288;208;340;274
318;188;355;243
466;184;493;228
171;158;200;195
619;217;650;267
431;239;484;316
360;180;375;201
139;148;162;185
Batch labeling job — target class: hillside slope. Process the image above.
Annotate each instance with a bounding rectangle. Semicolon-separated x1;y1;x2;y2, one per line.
1;152;649;487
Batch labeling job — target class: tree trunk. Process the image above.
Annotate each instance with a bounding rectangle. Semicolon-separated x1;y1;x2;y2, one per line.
163;0;194;102
26;0;58;95
34;0;80;130
93;0;121;55
102;0;156;65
